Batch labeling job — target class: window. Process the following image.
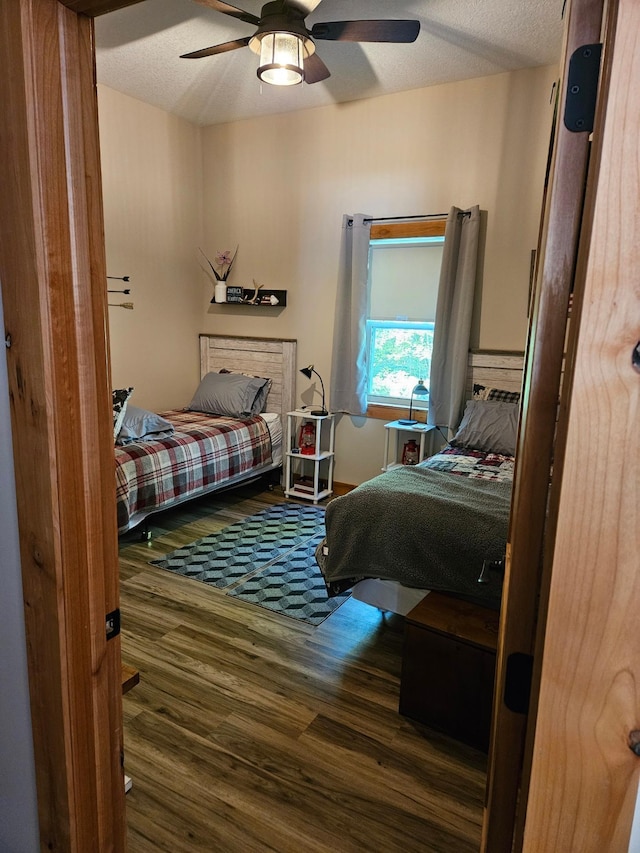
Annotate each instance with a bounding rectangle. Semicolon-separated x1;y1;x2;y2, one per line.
366;220;445;414
367;320;435;405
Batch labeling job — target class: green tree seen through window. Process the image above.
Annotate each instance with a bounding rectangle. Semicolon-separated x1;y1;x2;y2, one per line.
368;324;434;401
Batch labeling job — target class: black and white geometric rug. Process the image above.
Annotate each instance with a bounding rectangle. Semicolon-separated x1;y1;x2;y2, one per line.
150;502;349;626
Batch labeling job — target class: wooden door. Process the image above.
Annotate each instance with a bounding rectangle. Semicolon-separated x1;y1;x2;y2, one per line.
482;0;606;849
520;0;640;846
0;0;139;848
484;0;640;848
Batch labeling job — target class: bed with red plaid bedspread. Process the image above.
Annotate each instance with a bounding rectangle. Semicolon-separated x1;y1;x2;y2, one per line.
115;410;273;533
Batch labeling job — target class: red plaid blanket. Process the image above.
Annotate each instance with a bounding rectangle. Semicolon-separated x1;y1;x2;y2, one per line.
115;410;273;533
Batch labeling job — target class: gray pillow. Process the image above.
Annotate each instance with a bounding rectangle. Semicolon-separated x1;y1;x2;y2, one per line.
116;404;174;445
451;400;518;456
187;372;270;418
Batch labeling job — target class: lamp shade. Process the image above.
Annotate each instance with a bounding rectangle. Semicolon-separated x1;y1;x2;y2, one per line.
398;379;429;425
299;364;327;416
257;32;305;86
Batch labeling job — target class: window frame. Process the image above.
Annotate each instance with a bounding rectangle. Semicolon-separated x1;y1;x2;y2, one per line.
366;218;446;420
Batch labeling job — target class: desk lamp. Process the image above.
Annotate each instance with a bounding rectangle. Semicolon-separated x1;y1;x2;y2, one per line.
300;365;327;416
398;379;429;425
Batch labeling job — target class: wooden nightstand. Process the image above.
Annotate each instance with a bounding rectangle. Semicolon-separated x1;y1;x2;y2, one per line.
399;592;499;751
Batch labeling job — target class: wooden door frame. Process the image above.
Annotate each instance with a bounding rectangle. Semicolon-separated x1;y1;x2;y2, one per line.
482;0;606;848
0;0;141;847
3;0;637;849
484;0;640;849
521;0;640;847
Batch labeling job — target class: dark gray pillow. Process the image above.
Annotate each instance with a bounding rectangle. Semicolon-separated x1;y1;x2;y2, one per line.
116;405;174;445
451;400;518;456
187;372;270;418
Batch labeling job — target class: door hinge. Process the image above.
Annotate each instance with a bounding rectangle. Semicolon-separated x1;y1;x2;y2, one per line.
106;608;121;641
564;43;602;133
504;652;534;714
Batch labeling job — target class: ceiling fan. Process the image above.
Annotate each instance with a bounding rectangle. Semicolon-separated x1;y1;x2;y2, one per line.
181;0;420;87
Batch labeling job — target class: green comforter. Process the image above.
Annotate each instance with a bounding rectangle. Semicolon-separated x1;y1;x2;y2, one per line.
315;465;512;610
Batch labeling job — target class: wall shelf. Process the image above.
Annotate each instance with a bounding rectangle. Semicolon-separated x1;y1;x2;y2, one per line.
211;288;287;307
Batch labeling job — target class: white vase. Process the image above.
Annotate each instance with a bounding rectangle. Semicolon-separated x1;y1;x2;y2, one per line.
214;282;227;303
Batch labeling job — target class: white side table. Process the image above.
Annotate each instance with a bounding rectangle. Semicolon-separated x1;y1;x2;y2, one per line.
284;411;335;503
382;421;435;471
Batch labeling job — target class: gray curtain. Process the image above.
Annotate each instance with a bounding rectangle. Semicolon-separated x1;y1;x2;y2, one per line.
330;214;372;415
428;205;481;431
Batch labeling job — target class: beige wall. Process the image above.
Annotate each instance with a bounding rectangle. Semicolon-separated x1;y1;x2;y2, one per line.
200;65;556;484
98;64;556;485
98;85;203;412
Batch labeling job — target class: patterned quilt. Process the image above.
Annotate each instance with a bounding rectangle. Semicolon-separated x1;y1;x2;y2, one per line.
422;445;515;482
115;410;273;533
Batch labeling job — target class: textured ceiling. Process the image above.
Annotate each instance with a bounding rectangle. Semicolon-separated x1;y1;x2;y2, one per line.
95;0;564;127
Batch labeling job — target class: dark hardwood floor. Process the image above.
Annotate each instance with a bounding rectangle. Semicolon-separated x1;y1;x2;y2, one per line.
118;481;486;852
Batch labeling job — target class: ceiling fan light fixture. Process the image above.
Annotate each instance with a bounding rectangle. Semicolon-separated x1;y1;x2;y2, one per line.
255;32;307;86
180;1;419;90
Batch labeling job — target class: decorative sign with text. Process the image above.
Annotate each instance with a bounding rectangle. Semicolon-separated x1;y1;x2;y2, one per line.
225;286;244;303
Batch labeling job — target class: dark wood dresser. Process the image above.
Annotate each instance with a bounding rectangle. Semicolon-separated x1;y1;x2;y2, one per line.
399;592;499;752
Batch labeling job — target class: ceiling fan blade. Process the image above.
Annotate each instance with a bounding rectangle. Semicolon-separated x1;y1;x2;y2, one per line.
286;0;323;15
311;19;420;43
190;0;260;26
304;51;330;84
180;37;252;60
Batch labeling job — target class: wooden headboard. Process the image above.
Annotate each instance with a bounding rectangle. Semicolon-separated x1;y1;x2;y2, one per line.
467;351;525;394
199;334;297;424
